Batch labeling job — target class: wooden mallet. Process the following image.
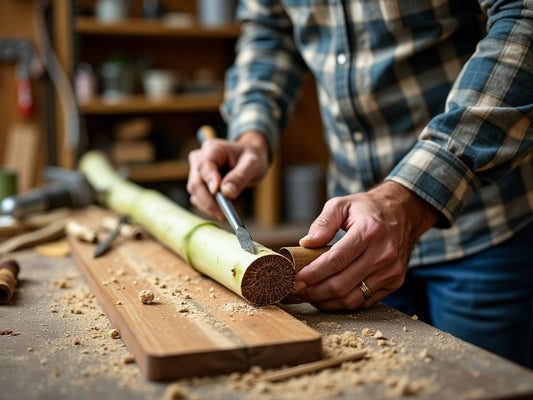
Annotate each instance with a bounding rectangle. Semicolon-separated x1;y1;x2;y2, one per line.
0;259;20;305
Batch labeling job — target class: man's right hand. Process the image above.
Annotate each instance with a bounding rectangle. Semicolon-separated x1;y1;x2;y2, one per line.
187;130;270;220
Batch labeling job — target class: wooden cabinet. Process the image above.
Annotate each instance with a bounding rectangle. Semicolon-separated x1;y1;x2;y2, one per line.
53;0;327;242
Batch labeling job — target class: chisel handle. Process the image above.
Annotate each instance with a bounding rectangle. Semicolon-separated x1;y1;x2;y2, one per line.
196;125;217;144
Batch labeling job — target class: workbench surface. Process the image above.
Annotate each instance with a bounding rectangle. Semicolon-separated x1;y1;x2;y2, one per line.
1;249;533;400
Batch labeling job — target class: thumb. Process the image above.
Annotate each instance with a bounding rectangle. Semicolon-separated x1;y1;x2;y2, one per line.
299;199;345;248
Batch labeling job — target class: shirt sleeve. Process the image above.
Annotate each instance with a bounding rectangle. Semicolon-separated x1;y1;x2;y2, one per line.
387;0;533;228
220;0;308;156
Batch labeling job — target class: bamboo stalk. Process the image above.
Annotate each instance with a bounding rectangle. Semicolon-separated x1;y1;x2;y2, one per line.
78;151;295;305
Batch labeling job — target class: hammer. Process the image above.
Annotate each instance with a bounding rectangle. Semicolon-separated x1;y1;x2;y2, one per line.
0;260;20;305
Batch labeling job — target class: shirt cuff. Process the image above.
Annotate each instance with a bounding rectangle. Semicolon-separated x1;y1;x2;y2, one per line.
385;140;481;228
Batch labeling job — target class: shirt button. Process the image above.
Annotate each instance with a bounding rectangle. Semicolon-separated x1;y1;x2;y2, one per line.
352;132;364;142
336;53;347;65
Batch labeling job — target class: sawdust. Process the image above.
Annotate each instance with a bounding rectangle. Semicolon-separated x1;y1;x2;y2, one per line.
218;329;437;399
220;302;263;316
41;269;147;392
315;321;342;332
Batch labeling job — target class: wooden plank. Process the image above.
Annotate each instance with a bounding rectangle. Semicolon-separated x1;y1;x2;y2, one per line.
67;207;322;381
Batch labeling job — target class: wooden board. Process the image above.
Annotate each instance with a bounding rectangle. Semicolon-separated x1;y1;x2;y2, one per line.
67;207;322;381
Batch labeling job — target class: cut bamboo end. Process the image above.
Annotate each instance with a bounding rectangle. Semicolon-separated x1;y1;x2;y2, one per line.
279;246;331;273
241;254;295;306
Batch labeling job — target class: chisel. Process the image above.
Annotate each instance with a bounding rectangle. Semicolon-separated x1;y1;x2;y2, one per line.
93;215;129;258
196;125;255;254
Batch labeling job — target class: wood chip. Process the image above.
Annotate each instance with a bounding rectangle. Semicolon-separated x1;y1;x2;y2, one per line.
35;239;71;257
139;289;154;304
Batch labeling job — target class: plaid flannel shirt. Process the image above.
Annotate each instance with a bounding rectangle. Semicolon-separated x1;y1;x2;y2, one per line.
221;0;533;266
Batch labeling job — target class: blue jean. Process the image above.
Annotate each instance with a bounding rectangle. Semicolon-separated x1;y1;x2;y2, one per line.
383;224;533;368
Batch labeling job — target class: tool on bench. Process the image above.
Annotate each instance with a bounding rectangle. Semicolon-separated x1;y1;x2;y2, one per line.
0;167;95;219
93;215;129;258
196;125;255;254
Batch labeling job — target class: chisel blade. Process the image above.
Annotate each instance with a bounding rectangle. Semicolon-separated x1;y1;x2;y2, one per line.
236;226;255;254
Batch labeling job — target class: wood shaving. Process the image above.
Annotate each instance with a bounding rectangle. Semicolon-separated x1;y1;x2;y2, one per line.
122;354;135;364
164;383;188;399
138;289;154;304
0;330;19;336
373;330;385;339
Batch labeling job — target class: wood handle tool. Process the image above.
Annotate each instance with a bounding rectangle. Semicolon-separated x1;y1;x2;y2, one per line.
0;259;20;305
93;215;128;258
196;125;255;254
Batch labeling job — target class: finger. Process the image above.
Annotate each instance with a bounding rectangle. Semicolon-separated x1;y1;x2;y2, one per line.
198;160;223;195
280;293;305;304
311;270;395;311
220;150;265;199
296;227;367;288
299;197;347;248
197;140;233;194
187;149;218;195
311;285;387;312
298;254;369;303
190;192;224;220
186;159;221;219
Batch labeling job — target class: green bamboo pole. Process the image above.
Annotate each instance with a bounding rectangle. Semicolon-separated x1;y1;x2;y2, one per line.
79;151;295;305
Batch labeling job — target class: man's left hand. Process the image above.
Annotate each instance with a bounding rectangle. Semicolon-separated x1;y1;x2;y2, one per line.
288;181;438;311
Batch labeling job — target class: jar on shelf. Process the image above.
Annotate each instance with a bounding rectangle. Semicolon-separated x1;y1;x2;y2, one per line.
96;0;129;23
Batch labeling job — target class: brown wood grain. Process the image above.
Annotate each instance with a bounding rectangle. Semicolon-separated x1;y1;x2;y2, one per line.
67;207;322;381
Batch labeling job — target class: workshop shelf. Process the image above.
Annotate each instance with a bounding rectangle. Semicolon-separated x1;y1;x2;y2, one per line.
127;159;189;182
78;93;223;114
52;0;327;231
76;17;241;38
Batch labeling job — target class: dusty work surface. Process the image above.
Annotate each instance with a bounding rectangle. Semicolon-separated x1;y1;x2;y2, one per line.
66;209;321;380
2;249;533;400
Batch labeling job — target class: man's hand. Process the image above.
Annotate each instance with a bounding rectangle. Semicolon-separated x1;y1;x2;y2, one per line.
187;131;269;220
288;181;438;311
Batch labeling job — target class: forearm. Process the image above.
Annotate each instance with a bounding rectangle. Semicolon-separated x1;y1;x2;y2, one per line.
388;0;533;227
221;0;308;156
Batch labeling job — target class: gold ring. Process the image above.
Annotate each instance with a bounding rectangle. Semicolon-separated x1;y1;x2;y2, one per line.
359;281;372;299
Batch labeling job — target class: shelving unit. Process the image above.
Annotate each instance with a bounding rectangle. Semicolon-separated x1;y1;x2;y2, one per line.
52;0;327;237
78;93;223;114
76;16;240;38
